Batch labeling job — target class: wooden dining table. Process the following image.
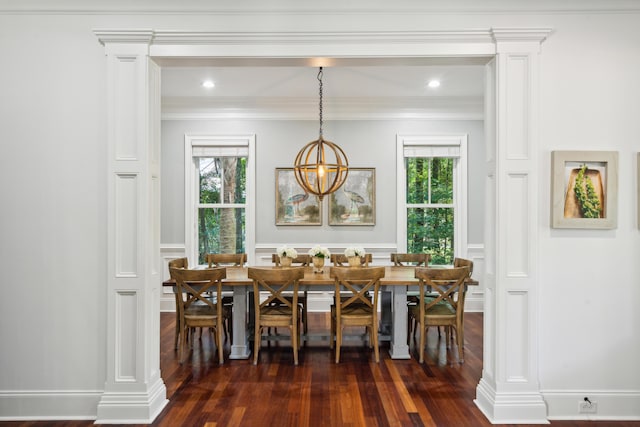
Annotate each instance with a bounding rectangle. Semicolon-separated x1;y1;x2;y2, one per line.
163;265;477;360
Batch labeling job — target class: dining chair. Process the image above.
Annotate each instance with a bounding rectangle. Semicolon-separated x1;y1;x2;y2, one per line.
452;257;474;344
248;267;305;365
330;266;385;363
205;253;248;342
170;266;227;364
411;266;470;363
330;253;372;267
271;253;310;333
168;257;189;350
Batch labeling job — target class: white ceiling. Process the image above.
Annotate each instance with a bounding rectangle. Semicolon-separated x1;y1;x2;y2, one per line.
161;63;487;99
160;58;489;119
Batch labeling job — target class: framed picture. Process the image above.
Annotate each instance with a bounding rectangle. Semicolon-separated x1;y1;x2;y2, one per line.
275;168;322;225
329;168;375;226
551;151;618;229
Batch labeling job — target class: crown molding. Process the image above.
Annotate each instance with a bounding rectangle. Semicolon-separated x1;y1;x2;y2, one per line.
151;29;496;45
491;28;553;43
161;96;484;121
4;1;640;15
94;29;154;45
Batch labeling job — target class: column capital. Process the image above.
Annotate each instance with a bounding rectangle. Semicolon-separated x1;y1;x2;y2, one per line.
94;29;155;46
491;28;553;52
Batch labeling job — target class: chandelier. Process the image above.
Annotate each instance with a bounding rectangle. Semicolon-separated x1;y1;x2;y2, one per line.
293;67;349;201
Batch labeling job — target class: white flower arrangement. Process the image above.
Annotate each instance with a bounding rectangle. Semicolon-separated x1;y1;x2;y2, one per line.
308;246;331;259
344;246;366;257
277;246;298;259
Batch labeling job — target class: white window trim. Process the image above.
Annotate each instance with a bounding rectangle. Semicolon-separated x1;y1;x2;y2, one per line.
184;134;256;265
396;134;468;261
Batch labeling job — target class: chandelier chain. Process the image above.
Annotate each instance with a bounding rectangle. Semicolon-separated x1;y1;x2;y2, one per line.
318;67;323;138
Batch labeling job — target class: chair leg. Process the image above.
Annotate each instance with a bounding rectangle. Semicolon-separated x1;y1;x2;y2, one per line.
302;292;308;334
292;324;298;366
217;320;224;365
335;322;342;363
419;320;425;364
174;321;180;350
372;325;379;363
253;323;261;365
179;322;188;364
329;308;335;349
456;320;464;363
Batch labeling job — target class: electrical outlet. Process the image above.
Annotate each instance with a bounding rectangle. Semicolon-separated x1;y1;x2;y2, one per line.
579;400;597;414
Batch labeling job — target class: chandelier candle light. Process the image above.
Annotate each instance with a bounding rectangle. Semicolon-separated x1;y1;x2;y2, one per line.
293;67;349;201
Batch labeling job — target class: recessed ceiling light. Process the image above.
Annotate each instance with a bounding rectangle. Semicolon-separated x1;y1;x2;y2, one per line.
202;80;215;89
427;80;441;88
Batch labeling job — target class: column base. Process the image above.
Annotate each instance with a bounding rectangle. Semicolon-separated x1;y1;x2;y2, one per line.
475;378;549;424
95;377;168;424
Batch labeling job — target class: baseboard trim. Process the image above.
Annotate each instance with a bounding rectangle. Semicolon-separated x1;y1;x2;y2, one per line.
0;390;102;420
543;390;640;420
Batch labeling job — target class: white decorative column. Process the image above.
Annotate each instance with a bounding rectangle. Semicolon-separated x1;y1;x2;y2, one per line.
94;30;168;423
475;29;552;424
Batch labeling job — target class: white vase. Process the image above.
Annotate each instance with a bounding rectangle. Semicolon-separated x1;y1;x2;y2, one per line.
280;256;293;267
312;256;325;273
348;256;361;267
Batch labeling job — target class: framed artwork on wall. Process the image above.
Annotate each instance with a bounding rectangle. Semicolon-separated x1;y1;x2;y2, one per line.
275;168;322;225
551;150;618;229
329;167;375;226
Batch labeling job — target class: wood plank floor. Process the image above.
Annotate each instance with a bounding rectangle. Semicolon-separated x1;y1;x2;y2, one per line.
3;312;639;427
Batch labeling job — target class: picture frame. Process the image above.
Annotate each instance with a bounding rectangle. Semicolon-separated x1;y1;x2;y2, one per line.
275;168;322;225
329;167;375;226
551;151;618;229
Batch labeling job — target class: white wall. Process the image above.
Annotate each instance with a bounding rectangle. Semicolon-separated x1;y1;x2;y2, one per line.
537;14;640;417
161;119;485;247
0;1;638;421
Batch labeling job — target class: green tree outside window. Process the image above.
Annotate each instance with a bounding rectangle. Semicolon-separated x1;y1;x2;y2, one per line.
197;157;247;264
406;157;454;265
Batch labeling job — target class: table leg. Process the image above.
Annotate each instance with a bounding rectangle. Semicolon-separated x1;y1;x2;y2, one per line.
380;290;392;335
229;286;250;359
389;286;411;359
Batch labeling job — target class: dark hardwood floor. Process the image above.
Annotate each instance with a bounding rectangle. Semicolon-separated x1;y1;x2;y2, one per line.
3;312;639;427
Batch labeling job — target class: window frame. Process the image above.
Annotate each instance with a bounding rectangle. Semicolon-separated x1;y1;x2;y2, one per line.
184;134;255;265
396;134;468;264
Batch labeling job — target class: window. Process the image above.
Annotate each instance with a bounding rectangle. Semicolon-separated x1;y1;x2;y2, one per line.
396;135;467;265
185;135;255;265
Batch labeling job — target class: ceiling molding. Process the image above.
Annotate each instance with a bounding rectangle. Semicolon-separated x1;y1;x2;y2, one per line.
161;96;484;121
4;1;640;15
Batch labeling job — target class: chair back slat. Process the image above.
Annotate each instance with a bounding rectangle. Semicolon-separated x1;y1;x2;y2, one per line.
453;257;474;277
206;253;247;268
330;253;372;266
390;253;430;266
271;253;311;266
168;257;188;269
